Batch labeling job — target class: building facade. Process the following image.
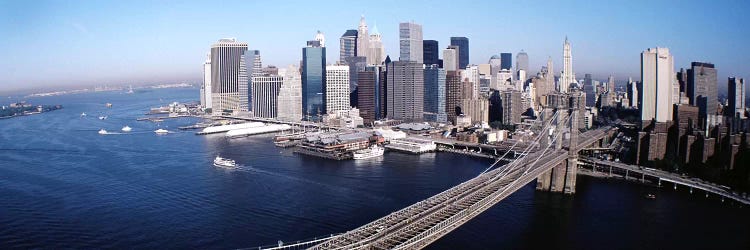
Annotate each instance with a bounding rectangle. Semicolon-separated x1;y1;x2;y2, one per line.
302;40;326;120
387;61;424;121
423;40;439;66
443;46;459;71
687;62;718;121
516;50;529;79
423;65;447;122
641;47;674;123
728;77;746;119
559;37;576;93
326;65;351;114
339;30;357;64
251;75;283;118
500;53;512;70
368;23;385;65
210;38;250;114
357;16;369;63
399;22;423;63
277;65;303;121
450;37;469;70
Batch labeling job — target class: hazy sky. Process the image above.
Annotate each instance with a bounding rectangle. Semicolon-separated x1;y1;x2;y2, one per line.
1;0;749;93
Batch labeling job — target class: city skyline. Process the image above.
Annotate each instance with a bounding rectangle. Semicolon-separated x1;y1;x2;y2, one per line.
1;0;749;94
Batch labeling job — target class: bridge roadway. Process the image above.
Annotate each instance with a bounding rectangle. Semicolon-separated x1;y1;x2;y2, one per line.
579;157;750;205
310;128;611;250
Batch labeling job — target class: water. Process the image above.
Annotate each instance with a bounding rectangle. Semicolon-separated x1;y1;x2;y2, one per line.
1;88;748;249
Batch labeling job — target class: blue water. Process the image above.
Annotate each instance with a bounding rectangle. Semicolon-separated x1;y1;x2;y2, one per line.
1;88;748;249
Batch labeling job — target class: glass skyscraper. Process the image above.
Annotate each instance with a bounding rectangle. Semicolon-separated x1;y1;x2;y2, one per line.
500;53;512;70
423;65;447;122
302;40;326;121
450;37;469;70
423;40;439;66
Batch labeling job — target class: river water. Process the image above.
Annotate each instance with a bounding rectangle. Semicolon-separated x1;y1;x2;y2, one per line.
1;88;747;249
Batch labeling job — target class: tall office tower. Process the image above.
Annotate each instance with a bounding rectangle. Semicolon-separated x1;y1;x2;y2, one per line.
423;40;440;66
201;53;212;109
516;50;529;79
399;22;423;63
248;50;262;76
559;37;576;93
210;38;249;114
489;55;502;90
387;61;424;121
462;65;480;99
346;56;367;107
677;68;687;93
326;65;351;114
607;75;615;93
728;77;746;119
641;47;674;123
501;90;522;125
423;65;447;122
687;62;718;119
277;65;303;121
357;16;370;62
339;30;358;64
582;73;595;107
546;57;554;92
628;77;639;108
500;53;512;70
302;39;327;121
381;56;392;118
368;23;385;65
531;76;547;106
357;69;377;124
314;30;326;47
446;71;463;123
443;46;459;71
251;75;283;118
450;37;469;69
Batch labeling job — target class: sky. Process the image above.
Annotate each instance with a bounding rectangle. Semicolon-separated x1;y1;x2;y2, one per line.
1;0;749;94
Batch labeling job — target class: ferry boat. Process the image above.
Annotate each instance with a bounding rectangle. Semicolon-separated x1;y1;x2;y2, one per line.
213;156;237;168
98;129;108;135
154;128;169;134
353;145;385;160
121;126;132;132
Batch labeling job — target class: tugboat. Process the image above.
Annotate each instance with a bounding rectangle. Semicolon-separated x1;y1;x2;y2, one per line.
353;145;385;160
213;156;237;168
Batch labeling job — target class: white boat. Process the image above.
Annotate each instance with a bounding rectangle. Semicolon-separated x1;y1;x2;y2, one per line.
121;126;132;132
213;156;237;168
80;112;87;117
154;128;169;134
98;129;108;135
353;145;385;160
98;116;107;120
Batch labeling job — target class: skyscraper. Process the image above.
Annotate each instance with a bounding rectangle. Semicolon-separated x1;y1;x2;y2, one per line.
446;70;462;123
399;22;423;63
302;39;326;120
728;77;746;119
500;53;512;70
251;75;283;118
346;56;367;107
277;65;303;121
368;23;385;65
516;50;529;79
201;53;212;110
387;61;424;121
641;47;674;123
559;37;576;93
423;65;447;122
501;90;522;125
357;16;370;62
314;31;325;47
246;50;262;108
326;65;351;114
545;57;554;93
450;37;469;69
628;77;640;109
687;62;718;119
443;46;459;71
340;30;357;64
357;69;377;124
210;38;249;114
423;40;439;66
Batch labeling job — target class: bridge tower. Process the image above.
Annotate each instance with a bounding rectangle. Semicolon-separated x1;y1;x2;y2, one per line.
536;88;584;194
